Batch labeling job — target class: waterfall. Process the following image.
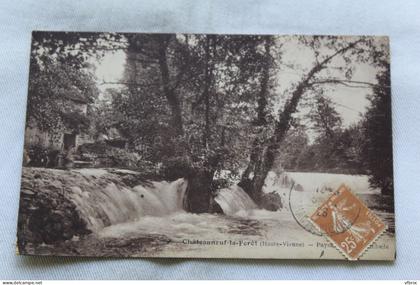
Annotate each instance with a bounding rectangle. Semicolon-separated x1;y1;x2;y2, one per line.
69;178;188;232
214;185;257;216
277;172;296;189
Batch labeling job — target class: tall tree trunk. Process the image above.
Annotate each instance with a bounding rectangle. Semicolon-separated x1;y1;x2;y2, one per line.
240;37;272;203
157;36;184;136
184;168;215;213
184;35;217;213
203;35;213;147
241;39;362;203
246;81;309;201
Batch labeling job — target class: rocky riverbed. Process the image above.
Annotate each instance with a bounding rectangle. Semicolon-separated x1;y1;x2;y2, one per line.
17;167;156;254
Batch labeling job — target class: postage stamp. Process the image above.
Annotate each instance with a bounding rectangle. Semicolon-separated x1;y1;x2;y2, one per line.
310;185;387;260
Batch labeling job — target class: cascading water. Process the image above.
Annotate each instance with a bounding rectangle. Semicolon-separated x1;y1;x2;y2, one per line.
213;172;296;217
263;171;297;192
214;185;257;216
69;176;188;232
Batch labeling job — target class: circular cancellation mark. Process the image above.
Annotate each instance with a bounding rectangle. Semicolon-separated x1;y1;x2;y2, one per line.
288;182;361;237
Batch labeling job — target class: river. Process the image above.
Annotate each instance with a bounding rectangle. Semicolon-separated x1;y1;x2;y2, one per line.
27;169;396;260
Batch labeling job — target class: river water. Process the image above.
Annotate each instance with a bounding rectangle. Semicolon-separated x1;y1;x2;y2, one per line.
46;169;393;259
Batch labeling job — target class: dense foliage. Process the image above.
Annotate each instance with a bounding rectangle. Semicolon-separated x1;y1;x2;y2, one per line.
27;32;103;135
26;33;394;209
362;67;393;195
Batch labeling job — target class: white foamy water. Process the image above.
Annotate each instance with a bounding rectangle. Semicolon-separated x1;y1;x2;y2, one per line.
70;170;382;234
64;170;393;259
69;175;188;232
214;185;257;216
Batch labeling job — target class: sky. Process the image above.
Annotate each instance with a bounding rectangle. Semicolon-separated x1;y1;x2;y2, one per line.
94;49;126;92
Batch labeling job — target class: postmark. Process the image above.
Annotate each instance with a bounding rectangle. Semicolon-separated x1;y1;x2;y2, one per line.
288;182;324;236
310;184;386;260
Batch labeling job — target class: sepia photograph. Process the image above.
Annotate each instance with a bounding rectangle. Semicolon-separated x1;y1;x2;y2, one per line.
17;32;395;260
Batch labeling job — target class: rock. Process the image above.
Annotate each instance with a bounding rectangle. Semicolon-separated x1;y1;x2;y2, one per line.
53;209;65;217
21;181;33;190
209;195;224;214
259;192;283;211
70;186;83;195
294;183;304;192
21;189;36;196
17;168;91;249
46;180;63;191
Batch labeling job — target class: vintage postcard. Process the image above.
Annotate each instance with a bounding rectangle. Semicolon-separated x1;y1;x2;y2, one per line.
17;32;395;260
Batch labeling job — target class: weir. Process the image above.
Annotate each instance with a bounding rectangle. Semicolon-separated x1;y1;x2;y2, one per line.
65;169;260;233
69;178;188;232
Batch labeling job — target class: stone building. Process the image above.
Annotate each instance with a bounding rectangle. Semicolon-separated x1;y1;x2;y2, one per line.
24;90;94;165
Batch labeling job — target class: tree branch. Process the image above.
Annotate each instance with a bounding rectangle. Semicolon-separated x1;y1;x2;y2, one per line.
126;54;159;65
63;47;126;52
310;79;378;88
98;81;160;87
273;39;365;145
321;39;364;64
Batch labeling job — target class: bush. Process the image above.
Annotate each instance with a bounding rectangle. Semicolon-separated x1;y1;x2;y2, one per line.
259;192;283;211
78;141;144;169
27;144;60;168
61;111;90;132
160;156;192;180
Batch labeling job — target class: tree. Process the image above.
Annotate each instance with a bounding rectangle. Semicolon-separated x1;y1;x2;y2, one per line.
239;36;276;202
26;32;122;135
117;34;276;212
241;36;383;201
276;124;309;170
304;95;344;172
309;95;342;139
96;34;390;212
362;66;393;195
26;60;98;136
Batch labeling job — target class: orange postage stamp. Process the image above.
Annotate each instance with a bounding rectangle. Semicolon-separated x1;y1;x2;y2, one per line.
310;185;387;260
